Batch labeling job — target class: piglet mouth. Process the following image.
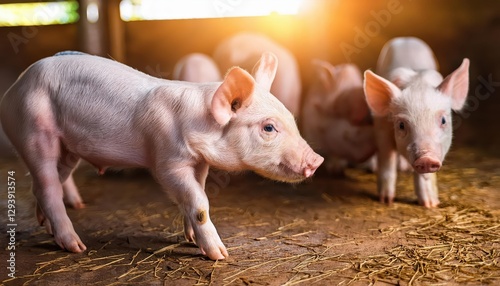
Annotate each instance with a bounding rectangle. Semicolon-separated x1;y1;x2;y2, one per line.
256;143;324;183
276;163;308;183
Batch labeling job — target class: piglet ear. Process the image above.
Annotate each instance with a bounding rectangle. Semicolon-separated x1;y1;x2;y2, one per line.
364;70;402;116
251;52;278;91
312;59;336;91
211;67;254;126
437;58;470;111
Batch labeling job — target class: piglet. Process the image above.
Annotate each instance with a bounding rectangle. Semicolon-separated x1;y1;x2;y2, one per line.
0;51;323;260
213;32;302;116
301;60;376;173
172;53;221;82
363;37;469;207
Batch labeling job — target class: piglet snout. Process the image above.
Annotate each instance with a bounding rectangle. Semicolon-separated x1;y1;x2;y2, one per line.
303;151;324;178
413;156;441;173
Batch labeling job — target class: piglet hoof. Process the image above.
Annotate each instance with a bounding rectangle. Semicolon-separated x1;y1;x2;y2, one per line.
63;199;86;209
378;183;396;206
36;204;55;234
185;232;196;244
379;195;394;206
415;173;439;208
193;222;228;260
418;198;440;208
54;231;87;253
183;218;196;244
200;244;228;260
63;195;86;209
71;202;86;209
44;220;54;235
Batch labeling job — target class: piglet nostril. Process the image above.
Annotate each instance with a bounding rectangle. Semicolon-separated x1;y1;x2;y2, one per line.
431;162;441;170
304;168;314;178
413;156;441;174
303;153;323;178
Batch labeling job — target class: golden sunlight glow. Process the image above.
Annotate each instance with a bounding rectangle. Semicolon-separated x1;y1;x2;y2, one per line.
120;0;306;21
0;1;79;27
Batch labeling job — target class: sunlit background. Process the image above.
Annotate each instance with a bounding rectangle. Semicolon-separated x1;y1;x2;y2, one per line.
120;0;305;21
0;0;306;27
0;1;79;26
0;1;499;152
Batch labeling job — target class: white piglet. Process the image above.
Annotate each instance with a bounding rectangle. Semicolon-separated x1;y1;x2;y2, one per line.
172;53;221;82
363;37;469;207
0;51;323;260
301;60;376;173
213;32;302;116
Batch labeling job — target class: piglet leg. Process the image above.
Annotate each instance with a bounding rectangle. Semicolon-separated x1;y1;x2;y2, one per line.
59;149;85;209
377;149;398;205
62;175;85;209
183;163;210;243
414;172;439;208
23;133;86;253
156;162;228;260
374;119;398;205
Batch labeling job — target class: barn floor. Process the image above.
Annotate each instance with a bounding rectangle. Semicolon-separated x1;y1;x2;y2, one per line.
1;143;499;285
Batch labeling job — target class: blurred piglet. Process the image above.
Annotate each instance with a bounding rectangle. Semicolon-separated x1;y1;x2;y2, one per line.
172;53;221;82
364;37;469;207
1;51;323;260
301;60;376;174
213;32;302;116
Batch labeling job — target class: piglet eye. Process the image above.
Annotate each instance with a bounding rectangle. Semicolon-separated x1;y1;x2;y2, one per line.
399;122;405;130
263;124;275;132
441;116;446;125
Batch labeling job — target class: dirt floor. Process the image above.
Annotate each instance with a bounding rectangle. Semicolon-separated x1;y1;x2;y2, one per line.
1;143;499;285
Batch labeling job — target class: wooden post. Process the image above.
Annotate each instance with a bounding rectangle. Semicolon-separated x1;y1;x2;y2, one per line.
107;0;125;62
78;0;107;56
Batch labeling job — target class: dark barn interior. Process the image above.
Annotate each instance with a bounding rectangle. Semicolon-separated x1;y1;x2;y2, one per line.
1;0;499;285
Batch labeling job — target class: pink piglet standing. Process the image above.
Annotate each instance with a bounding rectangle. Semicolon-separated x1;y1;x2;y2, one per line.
363;37;469;207
0;51;323;260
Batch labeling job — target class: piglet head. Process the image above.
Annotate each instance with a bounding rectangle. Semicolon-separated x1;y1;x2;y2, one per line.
211;52;323;182
364;59;469;174
312;60;372;126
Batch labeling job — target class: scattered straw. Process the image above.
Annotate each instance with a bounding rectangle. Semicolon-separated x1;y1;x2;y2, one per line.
2;151;499;285
349;206;500;285
153;243;181;255
89;257;125;271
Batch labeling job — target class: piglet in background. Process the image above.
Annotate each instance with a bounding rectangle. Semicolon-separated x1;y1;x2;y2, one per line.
1;51;323;260
172;53;221;82
301;60;376;174
213;32;302;116
364;37;469;207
